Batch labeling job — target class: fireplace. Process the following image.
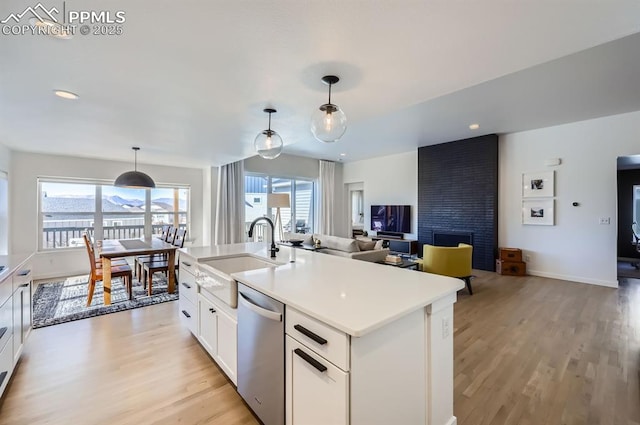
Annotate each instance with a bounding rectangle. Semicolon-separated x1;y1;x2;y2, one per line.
432;231;473;247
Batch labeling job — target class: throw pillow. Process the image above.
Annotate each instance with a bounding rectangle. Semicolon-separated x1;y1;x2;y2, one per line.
357;240;376;251
374;239;384;250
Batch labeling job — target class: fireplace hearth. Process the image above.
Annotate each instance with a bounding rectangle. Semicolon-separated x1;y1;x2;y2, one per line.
432;231;473;247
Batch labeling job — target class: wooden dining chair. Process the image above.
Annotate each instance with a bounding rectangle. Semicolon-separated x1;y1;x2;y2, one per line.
82;233;128;268
142;228;186;296
134;226;177;281
83;234;133;306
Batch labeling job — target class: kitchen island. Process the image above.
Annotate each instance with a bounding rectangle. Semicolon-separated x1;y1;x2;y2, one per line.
0;253;34;399
179;243;463;425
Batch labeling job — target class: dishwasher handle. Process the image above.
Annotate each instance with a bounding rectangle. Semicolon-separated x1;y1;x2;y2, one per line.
238;292;282;322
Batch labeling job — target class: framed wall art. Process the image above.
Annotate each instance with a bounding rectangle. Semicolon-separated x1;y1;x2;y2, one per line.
522;171;554;198
522;199;554;225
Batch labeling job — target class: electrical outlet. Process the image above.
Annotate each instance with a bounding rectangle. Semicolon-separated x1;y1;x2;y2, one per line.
525;254;531;262
442;316;451;339
599;217;611;225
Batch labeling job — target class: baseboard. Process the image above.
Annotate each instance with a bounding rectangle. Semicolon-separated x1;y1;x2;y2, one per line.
34;269;89;282
444;416;457;425
526;269;618;288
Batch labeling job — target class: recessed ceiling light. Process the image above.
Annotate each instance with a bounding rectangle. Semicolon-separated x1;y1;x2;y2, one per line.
340;153;347;157
469;123;480;130
29;18;74;39
53;90;79;100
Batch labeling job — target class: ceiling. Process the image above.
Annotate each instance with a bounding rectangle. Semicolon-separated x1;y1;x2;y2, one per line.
1;0;640;168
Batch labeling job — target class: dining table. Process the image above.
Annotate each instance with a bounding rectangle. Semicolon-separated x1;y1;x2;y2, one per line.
98;237;178;305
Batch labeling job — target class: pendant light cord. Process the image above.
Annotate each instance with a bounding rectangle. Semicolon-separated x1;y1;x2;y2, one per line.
268;111;272;131
327;82;332;105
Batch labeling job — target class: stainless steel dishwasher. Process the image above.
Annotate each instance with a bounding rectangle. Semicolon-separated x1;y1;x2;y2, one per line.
237;283;285;425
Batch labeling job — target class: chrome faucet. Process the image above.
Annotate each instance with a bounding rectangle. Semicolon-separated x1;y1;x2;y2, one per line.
248;216;279;258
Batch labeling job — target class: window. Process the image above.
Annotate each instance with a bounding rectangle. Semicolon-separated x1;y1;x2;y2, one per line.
39;179;190;250
244;174;315;241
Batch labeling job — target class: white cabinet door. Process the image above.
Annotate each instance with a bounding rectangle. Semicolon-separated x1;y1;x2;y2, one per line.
179;296;197;335
12;282;31;364
197;295;218;357
216;307;237;385
286;336;348;425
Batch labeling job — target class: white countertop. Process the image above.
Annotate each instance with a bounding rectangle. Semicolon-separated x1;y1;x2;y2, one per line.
0;252;34;283
180;243;464;337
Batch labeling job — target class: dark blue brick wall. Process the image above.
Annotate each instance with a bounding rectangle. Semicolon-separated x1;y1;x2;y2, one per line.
417;134;498;271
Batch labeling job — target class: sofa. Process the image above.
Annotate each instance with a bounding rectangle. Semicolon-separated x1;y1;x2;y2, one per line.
288;233;390;263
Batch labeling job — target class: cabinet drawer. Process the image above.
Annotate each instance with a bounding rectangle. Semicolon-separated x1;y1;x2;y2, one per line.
0;297;12;353
0;337;13;397
178;254;197;276
179;269;197;304
178;296;196;335
0;276;11;307
286;336;349;425
12;268;32;292
286;307;349;371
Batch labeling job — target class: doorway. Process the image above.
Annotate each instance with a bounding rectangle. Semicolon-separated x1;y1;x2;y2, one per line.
616;155;640;280
346;182;364;238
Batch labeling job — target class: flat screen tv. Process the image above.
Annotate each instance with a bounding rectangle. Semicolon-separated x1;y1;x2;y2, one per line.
371;205;411;233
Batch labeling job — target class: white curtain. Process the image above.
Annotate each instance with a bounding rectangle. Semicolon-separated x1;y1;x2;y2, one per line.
318;160;335;235
215;160;245;244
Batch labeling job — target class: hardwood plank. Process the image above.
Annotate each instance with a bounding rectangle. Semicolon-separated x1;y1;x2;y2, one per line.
0;271;638;425
0;301;258;425
454;271;640;425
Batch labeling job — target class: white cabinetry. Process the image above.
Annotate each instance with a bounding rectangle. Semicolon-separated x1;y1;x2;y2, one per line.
178;253;237;385
286;308;349;425
0;284;13;397
0;256;33;399
197;290;237;385
286;305;441;425
178;264;198;334
12;268;31;363
197;294;217;355
286;335;349;425
215;304;237;382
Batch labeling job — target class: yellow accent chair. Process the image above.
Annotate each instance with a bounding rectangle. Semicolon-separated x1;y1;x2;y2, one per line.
416;243;474;295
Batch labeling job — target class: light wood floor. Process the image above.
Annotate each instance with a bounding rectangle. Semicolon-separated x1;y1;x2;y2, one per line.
0;301;258;425
454;271;640;425
0;273;638;425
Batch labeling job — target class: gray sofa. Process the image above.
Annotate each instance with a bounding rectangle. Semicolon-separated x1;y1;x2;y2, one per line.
290;233;389;263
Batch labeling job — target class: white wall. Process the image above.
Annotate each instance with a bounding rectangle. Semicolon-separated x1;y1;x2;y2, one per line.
244;154;346;237
500;110;640;287
10;151;208;280
343;151;418;240
0;143;10;254
244;153;320;180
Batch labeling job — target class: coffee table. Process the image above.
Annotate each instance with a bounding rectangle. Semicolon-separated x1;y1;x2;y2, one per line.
376;259;419;270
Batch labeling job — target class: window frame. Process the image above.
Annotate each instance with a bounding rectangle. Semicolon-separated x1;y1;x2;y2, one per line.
244;173;316;238
37;177;191;251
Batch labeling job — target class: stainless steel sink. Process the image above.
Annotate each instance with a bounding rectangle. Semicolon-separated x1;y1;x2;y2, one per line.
197;255;280;308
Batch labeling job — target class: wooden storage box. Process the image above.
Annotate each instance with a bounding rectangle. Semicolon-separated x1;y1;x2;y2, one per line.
496;259;526;276
499;247;523;262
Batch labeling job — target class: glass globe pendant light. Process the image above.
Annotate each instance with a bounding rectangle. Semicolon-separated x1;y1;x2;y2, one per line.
255;108;283;159
310;75;347;143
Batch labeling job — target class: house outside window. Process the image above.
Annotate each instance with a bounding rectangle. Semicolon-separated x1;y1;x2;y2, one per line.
244;174;315;241
39;179;190;250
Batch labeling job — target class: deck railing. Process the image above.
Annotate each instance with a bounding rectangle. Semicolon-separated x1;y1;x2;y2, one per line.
42;224;187;249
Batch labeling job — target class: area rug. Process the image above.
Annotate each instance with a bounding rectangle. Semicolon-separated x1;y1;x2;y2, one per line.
32;274;179;328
